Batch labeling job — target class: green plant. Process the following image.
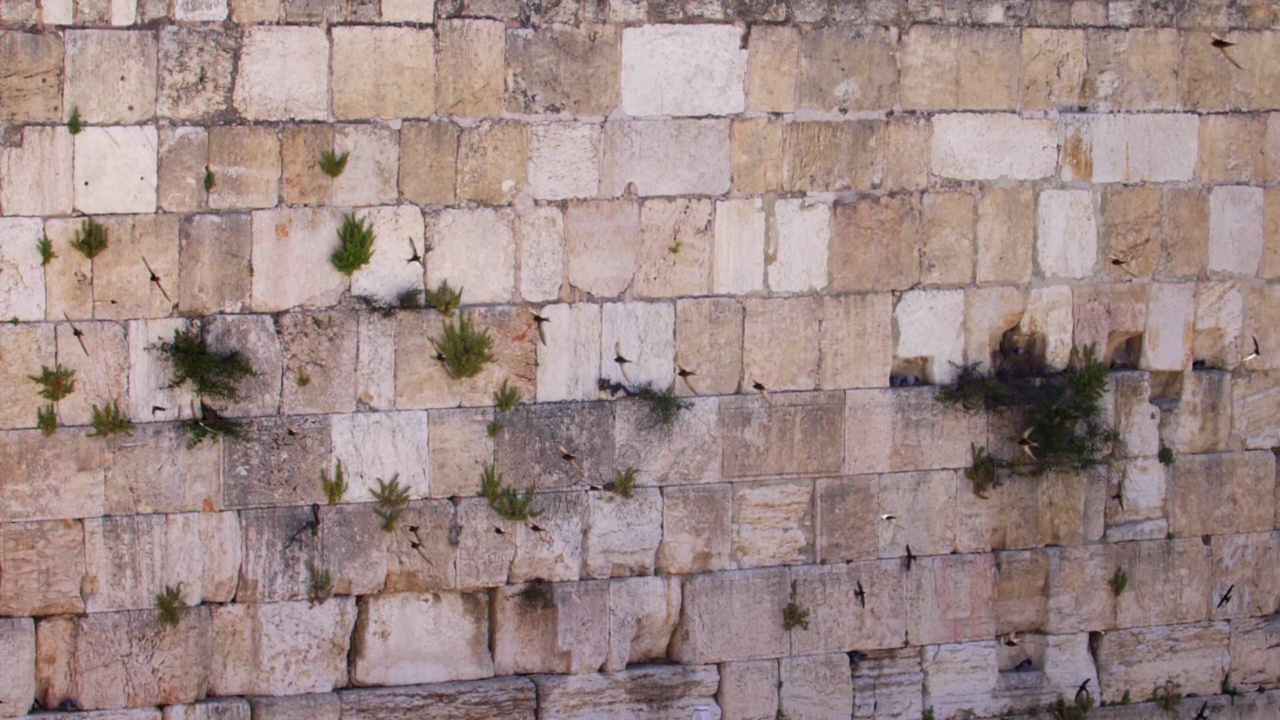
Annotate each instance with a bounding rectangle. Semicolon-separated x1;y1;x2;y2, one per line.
183;404;245;448
492;486;542;521
782;580;809;631
636;383;690;427
372;474;410;532
88;400;134;438
965;443;1007;498
30;364;75;401
37;404;57;436
432;313;494;379
494;378;520;413
425;279;463;317
480;464;503;503
922;709;935;720
1152;680;1182;712
154;326;256;401
396;288;424;309
296;367;311;387
318;149;349;178
1109;567;1128;597
67;106;82;135
203;167;215;192
307;563;333;606
1047;693;1093;720
487;420;504;437
155;584;186;628
1158;446;1175;466
518;578;554;609
37;234;56;266
331;213;375;275
322;460;347;504
612;467;637;498
1119;690;1131;705
1223;675;1242;699
70;217;108;259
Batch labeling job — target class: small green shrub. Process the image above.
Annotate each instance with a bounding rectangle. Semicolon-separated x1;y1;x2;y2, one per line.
636;383;690;427
425;279;462;317
1158;446;1175;466
70;217;108;259
155;584;187;628
612;468;637;498
307;563;333;606
1109;567;1128;596
1152;680;1182;712
37;404;58;436
965;443;1006;498
67;106;82;135
494;378;520;413
372;474;410;532
322;460;347;504
480;464;503;504
396;288;424;309
1119;690;1131;705
518;578;554;609
331;213;375;275
432;313;494;379
154;326;256;401
183;403;245;448
922;709;935;720
1048;693;1093;720
479;464;543;521
30;364;76;402
37;235;56;266
203;167;215;192
318;149;349;178
782;580;810;631
88;400;134;438
295;367;311;387
486;420;504;438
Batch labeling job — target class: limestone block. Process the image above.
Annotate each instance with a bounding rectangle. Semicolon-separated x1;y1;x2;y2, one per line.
158;127;208;213
398;121;455;206
621;24;744;116
379;0;432;20
81;514;164;613
846;387;985;481
178;214;250;316
223;416;329;509
767;199;829;293
1159;370;1232;453
1042;544;1114;633
747;26;798;112
931;114;1057;180
830;194;921;292
425;208;515;305
201;314;282;419
516;207;563;303
528;123;600;202
0;32;62;123
599;301;674;390
157;27;236;121
0;519;85;616
0;618;34;719
673;297;742;397
584;487;662;578
1230;615;1280;691
332;124;398;207
1072;284;1146;368
228;0;279;21
731;480;812;568
1106;457;1168;537
0;219;45;322
350;314;394;413
165;512;241;604
634;198;713;299
394;306;534;409
91;215;180;320
381;499;456;592
249;208;345;312
1211;533;1279;621
53;320;126;427
332;27;434;120
74;126;158;214
731;118;784;194
657;484;731;575
1268;188;1280;278
923;642;1013;719
976;187;1034;284
814;476;876;563
1209;185;1265;276
536;303;601;403
454;498;515;589
329;411;429;501
1180;31;1280;112
615;396;719;486
792;560;905;654
1;127;73;216
1163;188;1210;277
721;392;842;478
350;592;492;687
491;581;609;675
1017;285;1074;371
875;470;957;558
279;311;357;414
507;491;586;584
1059;114;1198;183
908;554;997;646
237;505;325;602
1097;187;1161;282
1193;282;1243;368
423;408;489;499
1111;538;1211;629
496;401;612;491
504;26;620;116
818;293;891;389
533;666;719;720
1036;189;1097;279
105;425;219;516
742;297;820;391
210;599;357;696
0;430;105;521
350;205;425;305
1198;115;1268;184
1168;451;1274;537
1081;28;1179;110
1247;285;1280;373
278;124;331;207
797;26;896;113
1107;373;1159;459
876;116;929;192
0;324;53;430
963;286;1025;373
669;568;790;664
456;121;526;206
851;649;926;719
339;677;537;720
207;126;280;210
563;200;638;298
1021;28;1086;109
712;198;766;295
1140;283;1194;371
920;192;975;286
605;576;680;672
601;120;731;197
719;660;778;720
1234;371;1280;450
248;694;340;720
434;23;504;118
63;30;156;124
776;654;853;720
783;121;879;193
990;550;1048;634
173;0;228;20
234;27;329;120
1096;622;1229;702
895;289;965;384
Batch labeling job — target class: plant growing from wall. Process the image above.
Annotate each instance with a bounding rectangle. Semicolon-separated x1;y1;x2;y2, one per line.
155;584;187;628
203;167;215;192
307;563;333;606
295;367;311;387
331;213;375;275
322;460;348;504
478;464;543;522
432;312;494;379
487;379;520;437
1047;693;1092;720
70;217;108;259
636;383;690;427
1158;446;1175;466
1152;680;1182;711
372;474;410;532
782;580;809;631
37;234;56;265
396;288;424;309
184;403;245;448
88;400;134;438
37;404;58;436
318;149;349;178
155;326;256;401
30;364;75;401
67;106;82;135
1109;567;1128;597
425;279;462;317
611;468;637;498
518;578;554;609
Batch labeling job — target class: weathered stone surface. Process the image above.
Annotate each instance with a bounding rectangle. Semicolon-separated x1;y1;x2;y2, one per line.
657;484;732;575
162;698;248;720
1098;186;1161;281
1234;371;1280;450
908;553;997;646
1082;29;1179;110
1162;187;1210;277
1019;285;1075;371
741;297;820;392
85;215;178;320
456;122;526;206
1096;622;1230;702
747;25;797;112
176;214;250;317
564;200;638;299
348;205;425;305
672;297;742;397
920;192;975;286
1199;114;1268;184
814;476;876;563
0;219;46;323
1141;283;1194;371
1021;28;1086;110
234;27;329;121
622;24;744;117
492;581;609;675
248;694;340;720
1267;188;1280;278
768;199;829;293
1159;370;1232;453
279;311;356;415
584;487;662;578
339;677;537;720
0;429;105;522
1060;113;1198;183
712;198;765;295
422;408;489;499
330;411;429;501
598;301;674;390
903;27;1020;110
0;519;85;616
54;320;127;427
223;416;328;509
731;118;784;194
720;660;778;720
0;32;62;123
819;293;892;389
792;560;905;654
332;27;434;120
784;121;879;193
895;289;966;384
1037;189;1097;279
851;649;926;719
425;208;515;304
602;121;731;197
1;127;73;217
1230;615;1280;692
158;127;208;213
202;313;282;419
533;665;720;720
210;599;356;696
353;312;394;412
80;514;165;613
495;401;612;491
1210;533;1279;622
173;0;228;21
454;497;514;589
278;124;332;207
845;387;985;477
506;26;620;116
351;592;492;687
398;121;455;206
381;499;456;593
1193;281;1243;368
920;642;1007;719
1072;284;1145;368
528;123;600;202
931;114;1057;180
876;470;957;557
634;198;713;299
64;30;157;124
0;325;54;431
605;576;681;672
74;126;158;215
1168;451;1275;537
536;303;602;403
394;306;534;410
250;208;345;312
332;124;398;207
829;194;920;293
669;567;789;664
504;491;585;585
964;286;1026;373
615;396;718;486
976;186;1035;284
721;392;842;478
1209;185;1265;276
207;126;280;211
157;27;236;121
436;20;504;117
732;480;812;568
1111;538;1211;629
797;26;897;113
516;207;564;303
0;618;35;718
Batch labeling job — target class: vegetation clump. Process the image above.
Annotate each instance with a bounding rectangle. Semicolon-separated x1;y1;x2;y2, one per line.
70;217;108;259
636;383;691;427
318;149;350;178
782;580;810;631
307;563;333;606
479;464;543;522
331;213;375;275
322;460;348;504
1047;693;1093;720
432;313;494;379
610;468;637;498
37;235;56;265
203;167;215;192
425;279;463;317
30;364;76;402
88;400;134;438
487;379;520;436
183;403;245;448
1152;680;1182;711
372;474;410;532
518;578;554;609
155;584;187;628
155;326;256;401
1109;567;1128;597
37;404;58;436
1158;446;1175;466
67;106;82;135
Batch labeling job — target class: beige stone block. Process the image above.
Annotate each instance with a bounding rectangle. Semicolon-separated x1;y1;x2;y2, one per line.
394;306;534;409
1108;373;1160;460
669;568;790;664
234;27;329;121
768;199;829;293
779;654;853;720
975;186;1034;284
720;660;778;720
350;205;426;305
819;293;892;389
895;288;966;384
207;126;280;211
621;24;744;117
64;30;156;124
1020;285;1074;371
492;581;609;675
332;124;398;208
0;218;46;322
1082;29;1179;111
849;648;927;718
210;600;356;696
0;32;62;123
104;424;219;516
783;121;879;193
436;20;504;117
1199;115;1268;184
221;419;327;508
535;303;602;403
721;392;843;478
1181;32;1280;112
248;694;340;720
797;26;896;112
333;27;434;120
878;115;930;191
1163;187;1210;277
673;297;742;397
0;618;35;718
1234;371;1280;450
814;476;876;563
1021;28;1086;110
712;198;765;295
528;123;600;201
1161;370;1233;454
1266;188;1280;279
0;519;85;616
1230;616;1280;692
53;320;126;427
74;126;159;215
1111;538;1211;630
657;484;731;575
1072;284;1145;367
505;26;620;116
964;286;1026;372
127;319;197;425
229;0;280;21
382;499;457;593
280;311;358;415
1209;185;1265;277
908;554;996;646
876;470;956;557
902;27;1018;110
201;314;282;420
1247;285;1280;372
1169;452;1274;537
91;215;180;320
1;127;73;216
280;124;333;207
339;677;536;720
602;120;731;197
795;559;907;650
731;118;784;194
564;200;638;298
505;491;585;585
329;411;429;501
379;0;432;20
1213;532;1280;622
992;549;1048;634
747;25;798;112
0;324;54;431
932;114;1058;181
399;121;457;207
1096;622;1229;702
532;665;718;720
900;25;961;109
158;127;208;213
1060;113;1198;183
353;312;394;411
0;430;106;522
732;480;812;568
350;592;491;687
164;698;249;720
1141;283;1194;371
178;214;250;316
1100;186;1161;281
157;27;236;121
427;407;493;498
604;576;680;672
615;396;718;486
742;297;820;392
633;198;713;299
584;487;661;578
920;192;974;286
516;206;563;303
456;121;526;206
454;497;514;589
425;208;514;305
845;387;985;475
250;208;345;312
1037;189;1097;279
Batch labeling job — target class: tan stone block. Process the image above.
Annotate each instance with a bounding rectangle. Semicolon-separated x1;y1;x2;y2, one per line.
1234;371;1280;451
332;124;399;207
1141;283;1194;372
900;25;960;109
0;324;54;431
383;499;457;592
657;484;732;575
426;407;492;499
819;293;892;389
1211;532;1280;622
896;288;967;382
1072;283;1146;366
52;320;126;427
963;286;1026;372
845;387;986;475
815;476;877;563
280;124;333;207
719;660;778;720
211;600;356;696
1181;32;1280;111
333;27;435;120
0;429;106;524
1246;285;1280;373
494;400;612;492
1109;373;1160;459
509;491;586;584
250;207;346;312
1083;29;1179;110
207;126;280;211
64;30;157;124
1266;188;1280;279
516;207;563;303
177;214;251;316
1161;370;1233;454
669;567;790;664
958;29;1021;110
1199;114;1268;184
0;617;35;717
492;581;608;675
280;311;357;415
720;392;843;479
921;192;974;286
615;396;719;486
395;306;533;410
1161;187;1209;277
0;519;85;616
204;314;283;419
783;121;879;192
235;27;329;121
436;20;504;117
535;303;601;403
732;118;784;194
1100;186;1161;281
621;24;744;117
82;513;164;613
454;498;513;589
746;25;798;112
398;121;458;207
992;549;1048;634
1230;615;1280;692
1096;622;1229;702
222;416;329;509
731;480;813;568
741;297;820;392
90;215;180;320
1021;28;1086;110
528;123;600;201
673;297;742;398
0;32;62;123
1;127;74;217
351;591;492;686
158;127;208;213
1168;451;1274;537
104;424;219;517
584;488;661;578
338;677;536;720
236;508;320;601
797;26;897;112
1111;538;1211;629
780;653;853;719
533;665;716;720
876;470;957;557
229;0;280;21
830;194;921;292
878;115;930;191
564;200;639;298
456;121;527;206
506;26;620;116
633;198;713;299
976;186;1034;284
907;553;996;645
602;119;731;197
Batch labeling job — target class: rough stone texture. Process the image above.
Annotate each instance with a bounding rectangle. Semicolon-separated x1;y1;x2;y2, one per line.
564;200;638;299
634;198;713;299
1167;452;1275;538
621;24;744;117
250;208;346;312
157;27;236;121
657;484;731;575
1060;113;1199;183
350;592;492;686
669;568;789;664
0;32;63;123
1209;185;1265;276
506;26;620;116
63;30;156;124
532;665;720;720
456;121;526;206
894;289;966;384
492;581;609;675
1096;622;1230;703
234;27;329;121
0;218;46;322
721;392;843;478
74;126;159;214
528;124;600;201
0;618;35;717
601;120;731;197
179;214;251;315
332;27;435;120
159;127;208;213
1;127;73;217
1141;283;1194;372
719;660;778;720
207;126;280;210
210;599;357;696
931;114;1057;180
332;124;399;207
741;297;820;392
830;194;920;292
339;677;536;720
976;187;1035;284
399;121;457;206
584;487;662;578
1037;189;1098;279
845;387;985;475
0;519;85;616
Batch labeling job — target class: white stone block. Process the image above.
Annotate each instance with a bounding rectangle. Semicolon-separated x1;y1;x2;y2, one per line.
0;218;46;322
713;198;766;294
1037;189;1097;279
600;301;675;390
111;0;136;24
233;27;329;121
780;654;854;720
127;318;198;423
768;199;830;293
74;126;158;214
895;289;965;384
174;0;228;20
922;642;1003;720
63;30;156;123
621;24;745;117
1021;285;1074;371
210;599;357;696
931;113;1057;180
381;0;435;21
350;205;426;305
584;487;663;578
330;411;430;501
41;0;72;24
0;618;35;717
529;123;601;201
964;286;1026;372
537;303;602;402
333;124;399;208
350;592;493;686
1;127;73;216
426;208;515;305
606;576;681;672
356;313;396;411
1208;185;1264;276
602;120;731;197
164;511;241;605
250;208;347;312
1062;114;1199;183
517;207;564;302
1142;283;1194;371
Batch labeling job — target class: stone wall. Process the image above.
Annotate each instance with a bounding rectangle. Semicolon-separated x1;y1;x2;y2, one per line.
2;0;1280;718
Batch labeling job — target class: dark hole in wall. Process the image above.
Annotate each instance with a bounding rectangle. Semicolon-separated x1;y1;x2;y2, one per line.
994;329;1046;378
1148;371;1184;403
1109;333;1143;370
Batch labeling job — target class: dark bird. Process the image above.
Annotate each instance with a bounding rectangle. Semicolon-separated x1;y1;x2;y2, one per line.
854;580;866;608
141;255;172;304
1013;658;1033;672
493;526;506;535
1217;584;1234;609
434;351;446;363
408;525;420;534
676;364;698;395
1016;427;1040;460
555;441;585;476
751;379;773;406
1243;336;1260;362
904;545;916;572
1109;255;1138;278
530;310;550;345
1194;701;1209;720
409;541;422;550
1110;488;1125;512
63;312;89;356
613;342;632;382
151;405;167;415
1075;678;1091;702
406;238;424;266
1003;630;1019;647
1211;36;1244;69
529;523;546;533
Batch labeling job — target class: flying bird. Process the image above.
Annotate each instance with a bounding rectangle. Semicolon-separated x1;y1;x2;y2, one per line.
880;513;904;531
141;255;172;304
751;379;773;406
406;238;424;266
1217;584;1234;609
1016;427;1040;460
530;310;550;345
1003;631;1019;647
676;364;698;395
854;580;866;608
1075;678;1091;702
1194;701;1209;720
1243;336;1260;362
555;441;585;476
613;342;631;381
62;312;89;356
1211;35;1244;69
904;545;916;572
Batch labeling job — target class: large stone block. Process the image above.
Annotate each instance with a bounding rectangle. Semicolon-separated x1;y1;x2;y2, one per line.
1210;533;1279;621
63;30;156;124
741;297;820;392
876;470;957;558
1193;282;1243;368
1037;189;1098;279
0;219;46;323
436;20;504;117
1043;544;1114;633
1096;622;1229;702
783;121;879;193
721;392;843;478
1234;371;1280;450
0;324;54;431
533;666;719;720
158;127;208;213
54;320;128;427
931;114;1057;180
354;312;395;411
279;311;357;415
456;121;526;206
1164;187;1210;277
712;198;765;295
601;120;731;197
845;387;985;477
605;576;681;672
1111;538;1211;629
1141;283;1194;371
894;289;966;384
426;407;492;499
0;32;62;122
1167;451;1274;537
157;27;236;122
901;27;1020;110
975;187;1034;285
814;476;876;563
516;207;564;303
223;416;329;509
657;484;732;575
249;208;346;312
791;560;905;654
908;553;997;646
719;660;778;720
829;194;921;292
920;192;975;286
1021;28;1086;110
394;306;534;409
1082;28;1179;110
1230;615;1280;692
674;297;742;397
332;27;434;120
278;124;332;207
330;411;429;501
495;401;612;492
964;286;1026;373
210;599;357;696
90;215;179;320
203;314;283;418
350;592;492;687
1059;113;1199;183
669;568;790;664
207;126;280;211
1268;187;1280;278
820;293;892;389
504;491;586;584
535;303;601;403
621;24;744;116
0;618;34;718
0;519;85;616
339;677;537;720
126;319;196;425
506;26;620;116
492;581;609;675
528;123;600;201
920;642;1006;720
1159;370;1232;453
584;488;662;578
349;205;425;305
234;27;329;120
732;481;813;568
1209;185;1265;276
1;127;73;216
598;301;674;390
614;396;719;486
768;199;829;293
248;694;340;720
1020;285;1075;371
747;25;797;112
1198;114;1269;185
731;118;784;194
634;198;713;299
851;649;926;719
1072;284;1146;368
797;26;897;113
399;121;456;206
382;499;457;592
332;124;399;207
74;126;158;215
564;200;638;299
1099;186;1161;281
0;430;105;522
163;698;248;720
103;423;216;514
